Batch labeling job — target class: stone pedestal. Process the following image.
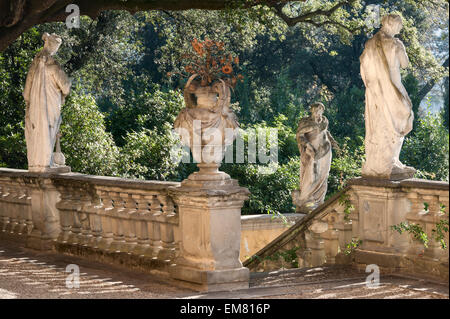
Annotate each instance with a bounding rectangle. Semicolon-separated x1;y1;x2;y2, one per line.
307;220;328;266
26;176;61;250
292;189;319;213
28;166;71;174
349;178;449;280
168;164;250;292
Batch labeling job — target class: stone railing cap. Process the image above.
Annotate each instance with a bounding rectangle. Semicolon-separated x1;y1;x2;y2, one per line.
348;177;449;190
0;168;180;190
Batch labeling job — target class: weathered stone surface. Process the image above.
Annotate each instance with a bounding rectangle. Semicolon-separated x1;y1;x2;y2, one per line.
174;75;238;165
294;102;338;213
23;33;71;173
360;14;415;180
168;174;250;291
240;213;304;261
246;176;448;281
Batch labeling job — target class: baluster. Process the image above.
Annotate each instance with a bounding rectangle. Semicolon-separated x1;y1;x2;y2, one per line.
87;191;103;248
79;190;93;246
133;194;151;256
6;185;19;234
68;187;82;245
158;195;177;260
0;184;10;232
424;195;444;260
149;195;162;257
24;188;33;235
122;193;138;253
16;185;28;235
109;192;126;252
98;190;114;251
56;185;73;243
321;212;339;264
405;193;427;256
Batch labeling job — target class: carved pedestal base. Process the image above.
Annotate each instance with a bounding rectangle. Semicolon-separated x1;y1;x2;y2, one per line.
292;189;321;213
362;165;416;181
168;165;250;292
28;166;71;174
348;177;449;280
26;177;61;250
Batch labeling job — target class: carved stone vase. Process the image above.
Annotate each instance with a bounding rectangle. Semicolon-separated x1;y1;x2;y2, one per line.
170;75;250;291
174;74;239;185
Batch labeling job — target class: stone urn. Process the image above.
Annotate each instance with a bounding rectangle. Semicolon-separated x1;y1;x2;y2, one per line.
169;75;250;291
174;74;239;184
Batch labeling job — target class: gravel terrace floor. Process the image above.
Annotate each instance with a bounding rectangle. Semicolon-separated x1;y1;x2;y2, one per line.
0;238;448;299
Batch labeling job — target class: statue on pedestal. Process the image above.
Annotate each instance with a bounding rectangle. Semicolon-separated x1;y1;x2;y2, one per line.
23;32;71;173
360;14;415;180
293;102;338;213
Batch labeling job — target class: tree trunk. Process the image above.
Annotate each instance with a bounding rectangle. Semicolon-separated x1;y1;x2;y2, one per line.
416;57;449;104
0;0;289;52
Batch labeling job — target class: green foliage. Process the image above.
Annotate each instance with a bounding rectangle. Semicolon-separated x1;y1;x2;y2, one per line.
264;245;302;268
389;206;449;251
327;87;365;140
433;204;449;250
267;209;292;227
344;238;362;255
0;123;26;168
432;217;449;250
219;117;300;215
0;28;41;168
442;77;449;130
338;193;355;221
328;136;365;195
223;158;300;215
0;1;448;218
120;126;182;181
60;91;123;176
105;79;184;146
401;104;449;181
391;222;429;248
403;73;422;130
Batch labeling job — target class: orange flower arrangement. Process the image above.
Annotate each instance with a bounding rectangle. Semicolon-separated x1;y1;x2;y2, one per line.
222;64;233;74
168;38;243;88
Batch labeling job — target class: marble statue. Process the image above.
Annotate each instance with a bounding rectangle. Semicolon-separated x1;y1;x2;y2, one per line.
23;33;71;172
360;14;415;180
293;102;338;213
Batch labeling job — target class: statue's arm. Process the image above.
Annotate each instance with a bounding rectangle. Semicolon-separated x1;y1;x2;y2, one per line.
395;39;409;69
296;128;316;156
23;70;33;106
296;122;315;144
23;59;37;107
52;66;71;98
327;131;340;151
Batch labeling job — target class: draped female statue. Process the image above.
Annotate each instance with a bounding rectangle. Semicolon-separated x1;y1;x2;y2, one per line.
293;103;338;213
23;33;71;172
360;14;415;180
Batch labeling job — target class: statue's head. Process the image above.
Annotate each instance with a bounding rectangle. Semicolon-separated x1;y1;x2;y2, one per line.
42;32;62;55
310;102;325;119
381;14;403;36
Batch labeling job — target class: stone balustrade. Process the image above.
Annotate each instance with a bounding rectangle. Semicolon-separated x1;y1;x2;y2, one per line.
0;169;33;239
349;178;449;279
245;177;449;280
0;168;180;272
0;168;251;290
51;174;181;270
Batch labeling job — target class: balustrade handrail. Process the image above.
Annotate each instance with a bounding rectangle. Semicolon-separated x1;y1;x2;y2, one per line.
0;168;180;189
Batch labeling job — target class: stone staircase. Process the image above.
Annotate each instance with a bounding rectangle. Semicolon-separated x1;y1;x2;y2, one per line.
244;178;449;282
